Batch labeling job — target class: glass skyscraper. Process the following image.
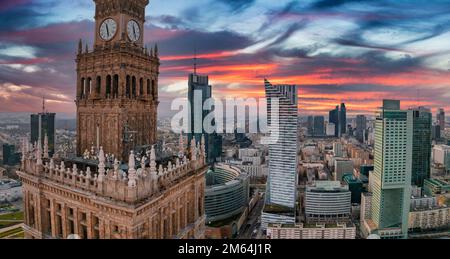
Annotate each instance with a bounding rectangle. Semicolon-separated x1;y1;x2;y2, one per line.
371;100;412;239
187;73;222;164
339;103;347;136
329;106;339;137
410;107;432;187
31;112;56;156
262;79;298;229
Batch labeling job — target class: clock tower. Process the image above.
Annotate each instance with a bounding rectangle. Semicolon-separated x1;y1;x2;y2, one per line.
76;0;159;161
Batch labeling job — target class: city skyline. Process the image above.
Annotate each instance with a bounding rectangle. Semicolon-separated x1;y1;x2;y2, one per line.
0;0;450;117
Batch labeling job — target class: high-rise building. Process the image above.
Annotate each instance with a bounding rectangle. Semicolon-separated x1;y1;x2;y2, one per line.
313;116;325;136
326;122;336;136
18;0;208;239
371;100;412;239
2;144;20;166
262;79;298;229
329;106;339;137
437;108;445;130
410;107;432;187
339;103;347;136
307;116;314;136
187;73;222;164
31;108;55;157
334;158;353;182
355;115;367;143
432;124;441;140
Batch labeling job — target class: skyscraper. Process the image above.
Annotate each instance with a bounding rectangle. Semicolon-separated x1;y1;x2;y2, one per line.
356;115;367;143
262;79;298;229
31;108;55;157
437;108;445;130
371;100;412;239
307;116;314;136
339;103;347;136
329;106;339;137
313;116;325;136
187;73;222;164
410;107;432;187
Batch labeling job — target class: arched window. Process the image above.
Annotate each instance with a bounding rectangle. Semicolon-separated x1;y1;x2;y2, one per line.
113;75;119;98
86;78;92;96
80;78;85;98
96;76;102;95
152;79;156;100
106;75;111;98
139;78;144;96
132;76;137;98
126;75;131;98
147;79;151;96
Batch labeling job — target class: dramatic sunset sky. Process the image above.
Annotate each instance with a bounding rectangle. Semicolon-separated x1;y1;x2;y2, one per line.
0;0;449;117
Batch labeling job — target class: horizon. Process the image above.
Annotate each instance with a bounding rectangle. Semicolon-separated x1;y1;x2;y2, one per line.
0;0;449;116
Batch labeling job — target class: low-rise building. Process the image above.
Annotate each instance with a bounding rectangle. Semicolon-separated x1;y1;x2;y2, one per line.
305;181;351;223
267;222;356;239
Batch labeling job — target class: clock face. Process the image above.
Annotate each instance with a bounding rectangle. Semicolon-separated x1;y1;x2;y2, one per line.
127;20;141;42
99;18;117;41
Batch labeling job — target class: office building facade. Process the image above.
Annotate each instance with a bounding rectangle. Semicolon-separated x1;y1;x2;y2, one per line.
262;79;298;228
410;107;432;187
31;112;56;156
371;100;412;239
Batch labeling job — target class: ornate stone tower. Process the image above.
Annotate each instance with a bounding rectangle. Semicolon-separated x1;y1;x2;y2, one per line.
76;0;159;161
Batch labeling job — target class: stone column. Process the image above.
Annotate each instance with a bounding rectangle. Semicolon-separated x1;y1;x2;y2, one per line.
50;199;57;237
61;203;68;238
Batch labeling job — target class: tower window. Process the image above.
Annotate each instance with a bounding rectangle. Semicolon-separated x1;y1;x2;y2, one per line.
152;79;156;100
86;78;92;96
80;78;85;98
113;75;119;98
126;75;131;98
147;79;151;96
139;78;144;96
132;76;137;98
106;75;111;98
97;76;102;96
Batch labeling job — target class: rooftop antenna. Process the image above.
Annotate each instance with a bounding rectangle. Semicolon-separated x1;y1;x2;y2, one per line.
194;46;197;75
42;96;46;113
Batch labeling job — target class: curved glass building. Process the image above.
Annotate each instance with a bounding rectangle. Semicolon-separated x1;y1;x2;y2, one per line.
205;164;249;224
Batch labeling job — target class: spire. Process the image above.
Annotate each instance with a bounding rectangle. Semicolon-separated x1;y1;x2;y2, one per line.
154;44;158;57
42;96;46;113
78;39;82;54
179;134;185;157
128;151;137;187
85;43;89;54
190;138;197;161
43;134;49;159
97;147;106;181
194;47;197;75
150;145;157;173
141;155;147;170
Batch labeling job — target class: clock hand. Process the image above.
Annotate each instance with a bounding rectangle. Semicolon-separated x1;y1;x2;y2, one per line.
106;24;110;37
133;25;136;39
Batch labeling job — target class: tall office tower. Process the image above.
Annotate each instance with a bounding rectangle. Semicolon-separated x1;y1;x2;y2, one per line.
432;124;441;140
410;107;432;187
187;73;222;164
262;79;298;229
339;103;347;136
329;106;339;137
371;100;412;239
18;0;208;239
307;116;314;136
437;108;445;130
313;116;325;136
356;115;367;143
31;101;56;157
